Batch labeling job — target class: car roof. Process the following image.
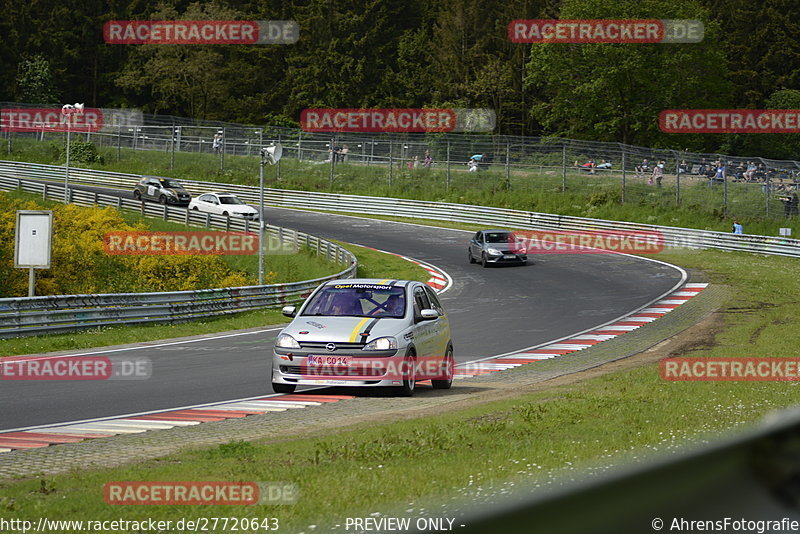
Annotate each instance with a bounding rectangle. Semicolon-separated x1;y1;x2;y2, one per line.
206;192;237;196
322;278;414;288
480;229;512;234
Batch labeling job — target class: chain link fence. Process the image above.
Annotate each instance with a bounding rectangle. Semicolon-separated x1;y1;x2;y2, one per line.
3;102;800;221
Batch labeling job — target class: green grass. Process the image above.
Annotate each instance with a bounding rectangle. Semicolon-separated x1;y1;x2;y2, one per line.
1;247;797;529
6;136;800;237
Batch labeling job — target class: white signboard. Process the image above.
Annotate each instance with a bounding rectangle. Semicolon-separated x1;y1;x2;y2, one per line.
780;228;792;237
14;210;53;268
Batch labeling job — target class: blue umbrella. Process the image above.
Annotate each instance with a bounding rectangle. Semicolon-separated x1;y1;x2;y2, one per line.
470;154;483;161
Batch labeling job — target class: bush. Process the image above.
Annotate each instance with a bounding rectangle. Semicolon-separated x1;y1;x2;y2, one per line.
58;140;104;164
0;192;255;298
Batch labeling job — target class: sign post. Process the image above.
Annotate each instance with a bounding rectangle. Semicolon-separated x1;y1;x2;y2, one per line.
14;210;53;297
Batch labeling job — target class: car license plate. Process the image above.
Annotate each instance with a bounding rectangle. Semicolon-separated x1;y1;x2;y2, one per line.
503;254;516;259
308;355;352;366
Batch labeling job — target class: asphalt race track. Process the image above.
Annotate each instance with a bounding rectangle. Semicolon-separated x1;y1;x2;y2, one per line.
0;182;684;431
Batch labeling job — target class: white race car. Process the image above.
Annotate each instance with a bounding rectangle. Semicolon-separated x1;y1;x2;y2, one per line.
188;192;259;220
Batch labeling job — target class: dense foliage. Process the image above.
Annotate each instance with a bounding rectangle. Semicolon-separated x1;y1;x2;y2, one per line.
0;193;254;297
1;0;798;156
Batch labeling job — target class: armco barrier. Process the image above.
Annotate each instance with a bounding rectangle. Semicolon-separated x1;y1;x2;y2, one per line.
1;159;798;257
0;173;356;338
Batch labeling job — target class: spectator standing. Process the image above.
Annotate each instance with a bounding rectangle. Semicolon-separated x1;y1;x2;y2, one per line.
340;144;349;162
732;221;743;234
212;132;222;155
423;150;433;167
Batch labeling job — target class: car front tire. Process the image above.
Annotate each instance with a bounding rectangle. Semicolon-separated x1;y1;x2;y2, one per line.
272;382;296;394
395;352;417;397
481;253;489;268
468;249;475;264
431;346;454;390
159;195;168;205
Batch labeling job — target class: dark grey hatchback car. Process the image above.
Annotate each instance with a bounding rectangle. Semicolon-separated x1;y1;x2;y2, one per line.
133;176;192;206
468;229;528;267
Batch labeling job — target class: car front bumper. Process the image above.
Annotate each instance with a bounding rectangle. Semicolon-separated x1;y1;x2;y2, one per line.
271;349;450;387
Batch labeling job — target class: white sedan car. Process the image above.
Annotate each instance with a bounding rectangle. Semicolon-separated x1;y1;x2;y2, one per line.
188;192;259;220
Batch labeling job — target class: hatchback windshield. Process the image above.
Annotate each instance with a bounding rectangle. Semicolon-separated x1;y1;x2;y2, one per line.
159;179;182;189
302;284;406;318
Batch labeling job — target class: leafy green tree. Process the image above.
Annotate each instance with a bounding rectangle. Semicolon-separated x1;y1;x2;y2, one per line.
115;2;243;119
525;0;732;148
16;55;60;104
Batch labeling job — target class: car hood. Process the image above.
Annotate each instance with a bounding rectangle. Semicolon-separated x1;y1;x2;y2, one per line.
283;316;404;344
222;204;258;214
165;187;190;195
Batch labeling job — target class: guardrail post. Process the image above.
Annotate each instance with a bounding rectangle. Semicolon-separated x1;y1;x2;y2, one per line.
675;153;681;206
93;191;98;206
117;124;121;161
225;213;230;232
163;204;168;221
561;142;567;192
185;208;190;226
117;196;122;209
140;201;145;217
205;213;210;228
42;183;47;200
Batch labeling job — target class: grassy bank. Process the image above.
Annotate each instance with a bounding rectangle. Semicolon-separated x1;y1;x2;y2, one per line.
6;137;800;237
1;247;797;530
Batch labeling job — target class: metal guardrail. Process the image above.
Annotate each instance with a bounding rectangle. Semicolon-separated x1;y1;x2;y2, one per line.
0;172;357;339
1;159;798;258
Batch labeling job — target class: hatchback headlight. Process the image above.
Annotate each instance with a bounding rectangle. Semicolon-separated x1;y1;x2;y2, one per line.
275;334;300;349
363;337;398;351
486;247;502;255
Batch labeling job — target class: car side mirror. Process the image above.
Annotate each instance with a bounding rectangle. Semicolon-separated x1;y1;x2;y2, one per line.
282;305;297;318
420;309;439;321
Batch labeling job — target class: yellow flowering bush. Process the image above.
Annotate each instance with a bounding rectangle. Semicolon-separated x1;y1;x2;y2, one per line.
0;193;257;298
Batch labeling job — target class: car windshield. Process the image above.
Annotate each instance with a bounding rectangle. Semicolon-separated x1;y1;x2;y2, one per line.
485;232;513;243
159;179;182;189
302;284;406;318
219;196;245;205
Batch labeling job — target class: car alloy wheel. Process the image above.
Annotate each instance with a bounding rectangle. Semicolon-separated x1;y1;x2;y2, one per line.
431;346;454;390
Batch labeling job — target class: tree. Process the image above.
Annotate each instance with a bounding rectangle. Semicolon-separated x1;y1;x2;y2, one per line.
16;55;60;104
115;2;243;119
525;0;732;148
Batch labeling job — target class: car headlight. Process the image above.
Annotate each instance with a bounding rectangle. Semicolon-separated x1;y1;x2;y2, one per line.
363;337;398;351
486;247;502;255
275;334;300;349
